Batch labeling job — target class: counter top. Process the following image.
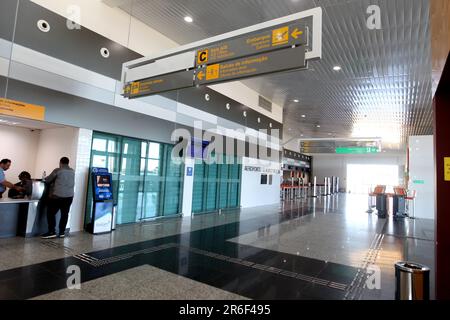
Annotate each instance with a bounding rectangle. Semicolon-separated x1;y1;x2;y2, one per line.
0;198;40;205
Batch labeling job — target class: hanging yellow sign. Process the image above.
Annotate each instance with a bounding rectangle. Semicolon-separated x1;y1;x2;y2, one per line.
445;157;450;181
0;98;45;121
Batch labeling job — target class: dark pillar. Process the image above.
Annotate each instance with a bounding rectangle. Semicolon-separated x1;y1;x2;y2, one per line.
434;53;450;300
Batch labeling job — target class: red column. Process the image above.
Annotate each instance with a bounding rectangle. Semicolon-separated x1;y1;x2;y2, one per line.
434;53;450;300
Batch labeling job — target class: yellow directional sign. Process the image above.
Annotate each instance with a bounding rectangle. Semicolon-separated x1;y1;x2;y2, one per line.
291;28;303;39
195;46;306;86
445;157;450;181
195;23;306;66
124;70;195;98
0;98;45;121
197;70;205;80
197;49;209;65
272;26;289;46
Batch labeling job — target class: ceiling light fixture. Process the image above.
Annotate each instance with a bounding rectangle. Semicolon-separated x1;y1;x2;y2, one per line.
316;125;321;128
333;65;342;71
301;114;306;118
184;16;193;23
293;99;299;103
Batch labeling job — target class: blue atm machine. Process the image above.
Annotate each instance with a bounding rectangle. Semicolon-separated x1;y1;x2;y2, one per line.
88;167;114;234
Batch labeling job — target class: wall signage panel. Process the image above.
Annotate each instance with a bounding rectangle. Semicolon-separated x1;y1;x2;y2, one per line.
124;70;195;98
445;157;450;181
195;46;306;86
0;98;45;121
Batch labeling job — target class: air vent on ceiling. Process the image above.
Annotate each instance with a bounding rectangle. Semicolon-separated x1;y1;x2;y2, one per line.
258;95;272;112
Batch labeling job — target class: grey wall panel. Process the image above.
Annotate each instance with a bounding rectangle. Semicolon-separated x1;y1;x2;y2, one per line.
0;39;13;59
0;0;18;41
9;61;116;106
13;0;141;80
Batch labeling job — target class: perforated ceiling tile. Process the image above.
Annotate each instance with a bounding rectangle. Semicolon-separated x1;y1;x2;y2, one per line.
107;0;433;151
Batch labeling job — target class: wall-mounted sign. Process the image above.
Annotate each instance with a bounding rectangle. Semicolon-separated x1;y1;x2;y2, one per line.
0;98;45;121
186;166;193;177
195;46;306;86
413;180;425;185
195;24;306;66
335;147;379;154
445;157;450;181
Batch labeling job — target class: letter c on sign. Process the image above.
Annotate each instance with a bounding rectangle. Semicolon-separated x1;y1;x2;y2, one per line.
198;50;209;64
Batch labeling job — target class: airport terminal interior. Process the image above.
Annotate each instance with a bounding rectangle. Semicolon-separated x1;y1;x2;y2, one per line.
0;0;449;301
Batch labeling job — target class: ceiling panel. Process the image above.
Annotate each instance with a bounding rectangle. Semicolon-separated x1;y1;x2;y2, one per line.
107;0;433;151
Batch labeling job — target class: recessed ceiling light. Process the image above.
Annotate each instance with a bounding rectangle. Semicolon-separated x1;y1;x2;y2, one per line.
184;16;193;23
316;125;321;128
293;99;299;103
301;114;306;118
300;134;304;137
333;65;341;71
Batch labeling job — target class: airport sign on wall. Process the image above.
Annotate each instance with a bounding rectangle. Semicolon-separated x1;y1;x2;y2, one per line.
195;46;306;86
335;147;379;154
195;24;306;66
0;98;45;121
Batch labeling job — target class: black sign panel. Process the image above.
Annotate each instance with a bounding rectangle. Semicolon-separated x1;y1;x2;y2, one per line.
124;70;195;98
196;23;307;66
195;46;306;86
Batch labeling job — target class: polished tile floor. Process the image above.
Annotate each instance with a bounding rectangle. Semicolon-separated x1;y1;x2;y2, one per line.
0;194;435;300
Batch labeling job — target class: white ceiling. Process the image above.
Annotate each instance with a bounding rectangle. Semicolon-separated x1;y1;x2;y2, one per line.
106;0;433;151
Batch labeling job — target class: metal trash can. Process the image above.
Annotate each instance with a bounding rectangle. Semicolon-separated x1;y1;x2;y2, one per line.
395;262;430;300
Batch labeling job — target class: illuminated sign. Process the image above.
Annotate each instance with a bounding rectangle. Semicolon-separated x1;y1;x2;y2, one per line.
335;147;379;154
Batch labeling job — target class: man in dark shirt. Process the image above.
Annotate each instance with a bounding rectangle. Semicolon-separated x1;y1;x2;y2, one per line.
41;157;75;239
8;171;33;198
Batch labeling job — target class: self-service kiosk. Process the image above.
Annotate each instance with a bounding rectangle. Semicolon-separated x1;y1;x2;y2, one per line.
88;167;114;234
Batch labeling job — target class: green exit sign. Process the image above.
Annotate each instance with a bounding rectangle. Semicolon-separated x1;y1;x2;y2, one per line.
335;147;379;154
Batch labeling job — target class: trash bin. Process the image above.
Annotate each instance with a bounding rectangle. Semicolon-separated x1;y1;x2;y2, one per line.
395;262;430;300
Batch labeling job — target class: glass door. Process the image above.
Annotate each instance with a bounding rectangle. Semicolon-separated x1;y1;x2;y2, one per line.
142;142;162;219
117;137;144;224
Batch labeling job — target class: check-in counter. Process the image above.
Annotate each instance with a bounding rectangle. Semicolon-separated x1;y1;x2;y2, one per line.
0;180;47;238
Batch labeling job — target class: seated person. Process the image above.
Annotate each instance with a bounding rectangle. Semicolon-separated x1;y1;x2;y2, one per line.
8;171;33;199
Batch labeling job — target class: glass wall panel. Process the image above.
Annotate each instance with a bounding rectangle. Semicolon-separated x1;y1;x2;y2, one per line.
86;132;183;227
192;156;242;214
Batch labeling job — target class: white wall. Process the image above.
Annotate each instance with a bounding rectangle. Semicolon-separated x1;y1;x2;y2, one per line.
408;136;435;220
0;124;40;180
311;152;406;191
71;128;93;232
240;157;281;208
34;127;80;175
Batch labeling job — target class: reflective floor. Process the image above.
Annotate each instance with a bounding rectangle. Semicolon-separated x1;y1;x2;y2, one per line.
0;194;435;300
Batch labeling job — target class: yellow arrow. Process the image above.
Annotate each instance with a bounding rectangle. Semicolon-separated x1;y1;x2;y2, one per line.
197;70;205;80
291;28;303;39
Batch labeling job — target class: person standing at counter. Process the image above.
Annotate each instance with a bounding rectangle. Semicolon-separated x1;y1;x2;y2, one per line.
8;171;33;199
0;159;23;198
41;157;75;239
